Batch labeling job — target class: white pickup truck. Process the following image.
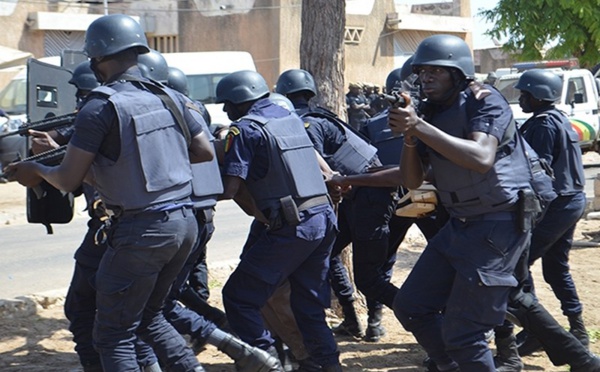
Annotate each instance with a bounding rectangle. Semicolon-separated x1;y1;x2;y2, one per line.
495;59;600;153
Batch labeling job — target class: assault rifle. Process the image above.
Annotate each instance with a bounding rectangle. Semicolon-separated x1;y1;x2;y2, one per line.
382;74;422;110
0;145;66;181
0;112;77;139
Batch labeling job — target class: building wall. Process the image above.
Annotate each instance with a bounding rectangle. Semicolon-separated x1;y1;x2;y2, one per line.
344;0;396;89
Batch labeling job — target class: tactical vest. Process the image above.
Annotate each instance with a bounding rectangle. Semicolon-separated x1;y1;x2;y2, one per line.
191;119;223;209
243;112;328;211
521;108;585;195
91;82;192;210
303;109;378;175
428;91;533;217
363;110;404;166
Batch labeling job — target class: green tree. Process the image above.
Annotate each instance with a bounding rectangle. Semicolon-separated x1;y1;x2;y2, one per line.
480;0;600;68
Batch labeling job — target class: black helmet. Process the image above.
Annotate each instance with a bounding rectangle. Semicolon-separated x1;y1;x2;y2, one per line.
385;56;415;94
412;34;475;80
514;69;562;102
268;93;294;111
68;61;100;91
215;70;270;104
166;67;189;95
84;14;150;59
138;49;169;83
275;69;317;97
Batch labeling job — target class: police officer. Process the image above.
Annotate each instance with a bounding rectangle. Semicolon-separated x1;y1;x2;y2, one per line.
26;60;161;372
492;69;590;369
388;34;537;371
346;82;370;130
216;70;342;371
6;14;214;371
275;68;398;344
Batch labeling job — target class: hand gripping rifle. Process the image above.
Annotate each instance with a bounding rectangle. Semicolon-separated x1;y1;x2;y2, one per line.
382;74;423;111
0;112;77;139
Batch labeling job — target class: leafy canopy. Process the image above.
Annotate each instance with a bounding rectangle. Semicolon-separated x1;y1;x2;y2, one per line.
480;0;600;68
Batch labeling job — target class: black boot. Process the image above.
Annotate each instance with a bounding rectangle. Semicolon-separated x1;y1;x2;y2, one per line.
568;313;590;349
571;354;600;372
515;330;543;357
331;302;364;340
494;334;524;372
217;333;283;372
364;308;385;342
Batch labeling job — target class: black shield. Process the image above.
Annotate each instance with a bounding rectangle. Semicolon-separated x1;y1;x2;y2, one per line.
27;58;77;123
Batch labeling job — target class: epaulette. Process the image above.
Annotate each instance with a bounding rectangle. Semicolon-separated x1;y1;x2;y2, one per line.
468;81;492;100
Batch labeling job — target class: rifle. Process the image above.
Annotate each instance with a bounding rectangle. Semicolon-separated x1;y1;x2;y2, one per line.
382;74;422;110
0;145;67;182
0;112;77;139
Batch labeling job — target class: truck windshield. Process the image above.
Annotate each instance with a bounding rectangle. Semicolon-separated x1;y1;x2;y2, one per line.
187;73;228;104
0;78;26;115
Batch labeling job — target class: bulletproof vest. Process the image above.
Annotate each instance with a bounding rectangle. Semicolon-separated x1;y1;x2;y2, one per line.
521;108;585;195
90;82;192;210
363;110;404;166
243;112;328;211
191;119;223;209
428;91;533;217
302;108;378;175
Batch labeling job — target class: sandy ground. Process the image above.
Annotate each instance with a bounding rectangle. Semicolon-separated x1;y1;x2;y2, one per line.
1;160;600;371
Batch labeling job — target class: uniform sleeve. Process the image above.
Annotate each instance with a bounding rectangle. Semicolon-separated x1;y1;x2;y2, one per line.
304;117;326;155
70;97;115;154
523;118;559;165
222;122;261;180
467;90;513;143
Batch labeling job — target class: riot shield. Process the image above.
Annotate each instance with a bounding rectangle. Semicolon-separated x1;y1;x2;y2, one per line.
27;58;76;123
26;58;77;233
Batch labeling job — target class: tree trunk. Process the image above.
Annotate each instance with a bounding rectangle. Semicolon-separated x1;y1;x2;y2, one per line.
300;0;365;314
300;0;346;120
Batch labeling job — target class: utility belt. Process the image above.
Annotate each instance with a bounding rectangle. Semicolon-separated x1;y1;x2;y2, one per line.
104;198;192;219
262;194;331;231
94;198;192;246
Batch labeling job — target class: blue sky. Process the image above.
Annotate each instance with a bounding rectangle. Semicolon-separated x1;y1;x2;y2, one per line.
471;0;501;49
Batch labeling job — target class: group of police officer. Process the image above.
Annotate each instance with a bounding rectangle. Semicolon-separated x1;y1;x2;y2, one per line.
4;12;600;372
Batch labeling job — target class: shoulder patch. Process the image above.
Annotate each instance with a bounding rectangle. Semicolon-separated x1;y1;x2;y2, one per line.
304;121;310;128
224;126;240;153
468;82;492;100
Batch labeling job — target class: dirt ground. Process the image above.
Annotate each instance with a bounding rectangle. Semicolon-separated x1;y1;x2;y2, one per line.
1;159;600;371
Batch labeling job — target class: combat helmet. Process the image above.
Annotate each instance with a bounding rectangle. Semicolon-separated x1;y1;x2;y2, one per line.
215;70;270;104
411;34;475;80
84;14;149;58
515;69;562;102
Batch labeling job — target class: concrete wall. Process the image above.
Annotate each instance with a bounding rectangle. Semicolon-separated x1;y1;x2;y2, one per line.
345;0;396;89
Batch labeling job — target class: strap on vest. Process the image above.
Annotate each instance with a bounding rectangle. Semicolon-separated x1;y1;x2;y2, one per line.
119;75;192;147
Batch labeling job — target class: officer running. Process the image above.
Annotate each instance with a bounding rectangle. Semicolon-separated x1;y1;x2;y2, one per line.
389;34;535;371
216;70;342;371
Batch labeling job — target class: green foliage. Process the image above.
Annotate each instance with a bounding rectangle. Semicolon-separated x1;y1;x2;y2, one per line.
479;0;600;68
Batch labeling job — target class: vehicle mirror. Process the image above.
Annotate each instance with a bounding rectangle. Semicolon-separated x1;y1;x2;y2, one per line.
574;92;584;104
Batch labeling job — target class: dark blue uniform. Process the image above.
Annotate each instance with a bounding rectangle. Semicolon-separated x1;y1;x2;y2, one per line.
520;107;586;316
71;67;203;372
345;92;369;130
221;98;340;368
393;87;533;371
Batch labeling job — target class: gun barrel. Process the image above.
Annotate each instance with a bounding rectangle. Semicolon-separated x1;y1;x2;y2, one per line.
382;93;409;108
0;112;76;139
